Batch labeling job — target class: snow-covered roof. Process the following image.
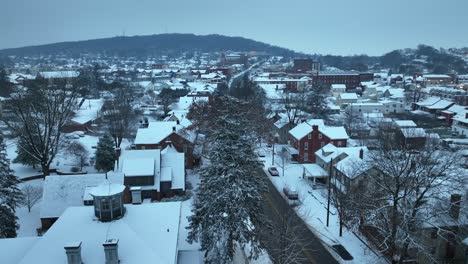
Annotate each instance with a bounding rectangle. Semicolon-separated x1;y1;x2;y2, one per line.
393;120;417;128
39;71;80;79
121;157;155;177
423;74;451;79
118;147;184;191
321;127;349;140
40;173;124;218
315;143;371;180
425;99;453;110
400;128;426;138
18;202;181;264
338;93;358;100
0;237;39;264
442;104;467;115
134;121;178;145
88;181;125;197
415;97;441;107
161;145;185;190
289;119;348;140
331;84;346;89
302;164;328;178
289;120;324;140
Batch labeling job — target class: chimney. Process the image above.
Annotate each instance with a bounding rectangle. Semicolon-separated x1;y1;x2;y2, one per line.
312;125;319;132
103;239;119;264
465;112;468;119
359;148;364;159
449;194;462;219
64;241;82;264
130;187;142;204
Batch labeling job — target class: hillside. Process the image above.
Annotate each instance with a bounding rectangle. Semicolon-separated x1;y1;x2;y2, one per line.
0;33;299;58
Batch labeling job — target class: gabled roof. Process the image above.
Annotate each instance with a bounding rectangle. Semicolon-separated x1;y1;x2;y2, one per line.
289;119;324;140
425;99;454;110
400;127;426;138
134;121;178;145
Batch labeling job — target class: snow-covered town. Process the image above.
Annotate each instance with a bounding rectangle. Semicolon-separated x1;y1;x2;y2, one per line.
1;2;468;264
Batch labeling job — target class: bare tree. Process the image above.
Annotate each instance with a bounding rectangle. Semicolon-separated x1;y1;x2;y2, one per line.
276;146;290;177
1;78;79;175
280;91;307;128
66;142;89;170
344;141;465;263
21;184;42;213
101;85;138;148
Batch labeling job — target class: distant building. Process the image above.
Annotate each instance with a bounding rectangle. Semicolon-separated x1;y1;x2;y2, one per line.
293;58;320;73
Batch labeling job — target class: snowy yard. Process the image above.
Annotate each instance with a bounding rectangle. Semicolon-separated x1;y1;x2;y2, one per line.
16;179;44;237
259;144;387;264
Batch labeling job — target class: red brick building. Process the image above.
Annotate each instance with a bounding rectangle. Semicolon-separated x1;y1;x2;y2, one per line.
289;120;349;163
134;121;196;168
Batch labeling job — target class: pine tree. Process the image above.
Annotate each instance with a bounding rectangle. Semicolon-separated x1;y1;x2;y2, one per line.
13;137;39;168
187;96;267;264
0;139;23;211
0;204;18;238
94;134;116;172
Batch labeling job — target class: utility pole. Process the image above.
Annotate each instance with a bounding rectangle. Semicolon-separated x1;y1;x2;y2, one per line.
271;141;275;166
326;157;333;227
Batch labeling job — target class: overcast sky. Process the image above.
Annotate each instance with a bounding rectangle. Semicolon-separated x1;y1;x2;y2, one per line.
1;0;467;55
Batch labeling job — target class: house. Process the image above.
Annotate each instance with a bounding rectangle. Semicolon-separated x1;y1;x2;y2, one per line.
270;113;291;144
288;119;348;163
314;143;372;192
452;110;468;136
39;172;124;231
337;93;358;108
2;182;183;264
398;127;427;149
393;120;417;129
331;84;347;97
62;99;104;133
134;121;196;168
440;103;467;125
416;194;468;264
423;74;455;86
118;146;185;201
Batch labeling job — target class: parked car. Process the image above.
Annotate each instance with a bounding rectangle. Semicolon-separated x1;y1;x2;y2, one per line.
268;167;279;176
283;186;299;200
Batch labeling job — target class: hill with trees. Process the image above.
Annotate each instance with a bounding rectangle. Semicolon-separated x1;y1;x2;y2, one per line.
0;33;299;58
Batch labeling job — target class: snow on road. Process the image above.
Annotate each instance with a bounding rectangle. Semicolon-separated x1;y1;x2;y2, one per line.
260;144;386;264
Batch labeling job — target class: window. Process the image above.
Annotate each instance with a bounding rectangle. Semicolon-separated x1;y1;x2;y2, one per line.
337;141;342;147
308;133;311;139
101;199;109;210
320;142;325;148
304;142;308;150
304;153;308;161
318;133;322;139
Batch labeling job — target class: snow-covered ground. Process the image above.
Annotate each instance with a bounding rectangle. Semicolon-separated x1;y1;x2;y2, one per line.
16;179;44;237
260;144;386;264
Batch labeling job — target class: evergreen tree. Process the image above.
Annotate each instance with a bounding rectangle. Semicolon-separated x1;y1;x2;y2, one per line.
94;134;116;172
0;204;18;238
0;139;23;211
13;137;39;168
187;96;267;264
